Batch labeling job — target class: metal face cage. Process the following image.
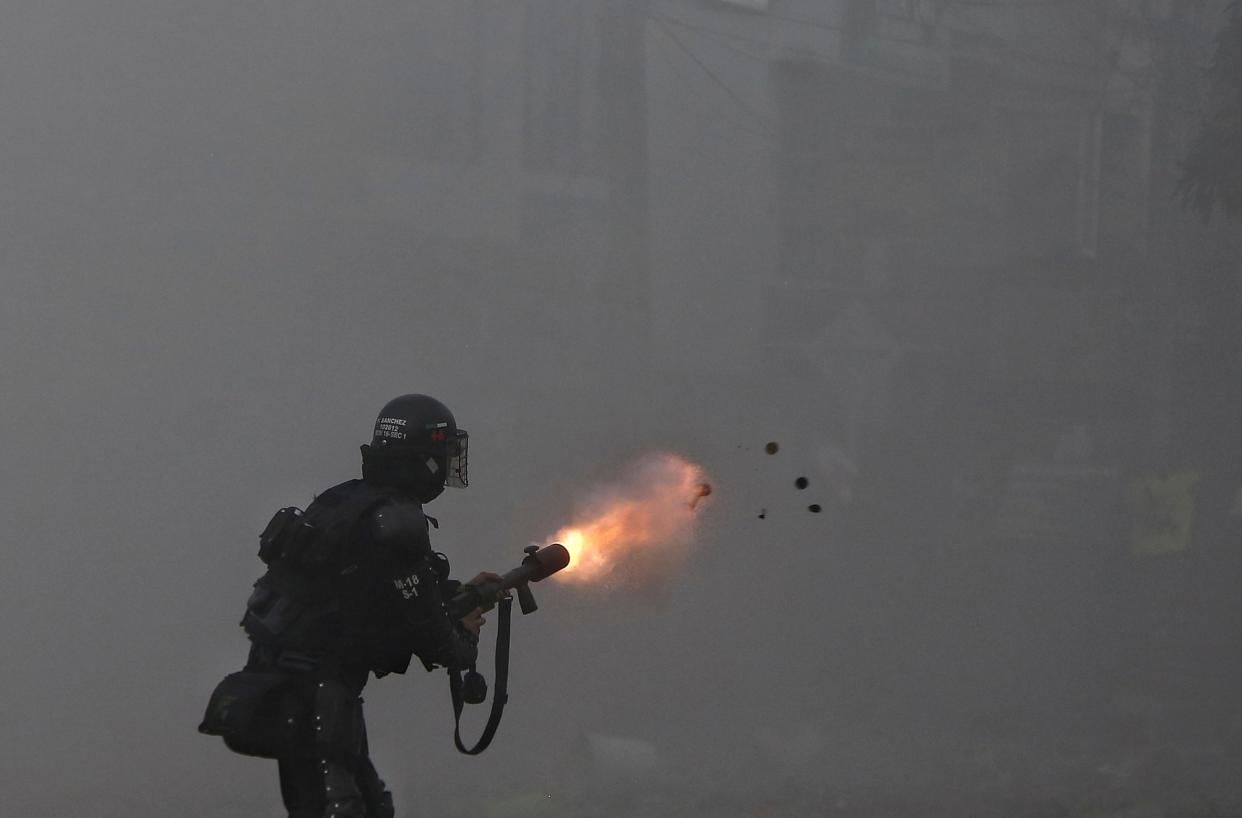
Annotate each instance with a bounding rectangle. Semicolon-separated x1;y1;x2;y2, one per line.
445;429;468;488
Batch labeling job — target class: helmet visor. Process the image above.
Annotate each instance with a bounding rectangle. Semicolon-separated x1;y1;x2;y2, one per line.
445;429;468;488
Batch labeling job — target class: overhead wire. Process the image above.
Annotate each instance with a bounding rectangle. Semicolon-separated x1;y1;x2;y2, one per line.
650;16;780;141
651;12;927;160
653;13;773;64
649;2;1143;177
659;0;1114;72
948;0;1093;8
425;0;1134;215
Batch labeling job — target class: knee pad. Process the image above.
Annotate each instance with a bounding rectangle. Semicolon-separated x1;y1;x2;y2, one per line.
320;760;367;818
312;680;365;759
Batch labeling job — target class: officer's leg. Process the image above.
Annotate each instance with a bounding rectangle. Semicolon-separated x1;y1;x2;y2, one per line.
278;752;369;818
320;758;368;818
278;754;323;818
348;692;393;818
312;678;374;818
355;756;395;818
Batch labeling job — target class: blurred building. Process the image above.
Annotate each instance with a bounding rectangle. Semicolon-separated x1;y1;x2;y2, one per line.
635;0;1242;729
184;0;1241;564
641;0;1242;543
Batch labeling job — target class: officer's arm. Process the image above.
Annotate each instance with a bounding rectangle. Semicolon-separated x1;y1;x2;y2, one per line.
371;502;478;670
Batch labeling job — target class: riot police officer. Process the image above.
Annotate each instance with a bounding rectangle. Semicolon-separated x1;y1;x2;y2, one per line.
201;394;496;818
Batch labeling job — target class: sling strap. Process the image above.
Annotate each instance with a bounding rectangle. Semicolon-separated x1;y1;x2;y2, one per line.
448;595;513;755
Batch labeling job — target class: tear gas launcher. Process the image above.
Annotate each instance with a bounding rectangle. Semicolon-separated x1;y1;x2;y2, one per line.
447;543;570;618
443;542;570;756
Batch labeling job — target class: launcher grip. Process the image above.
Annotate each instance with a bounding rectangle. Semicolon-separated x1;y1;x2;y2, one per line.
516;583;538;614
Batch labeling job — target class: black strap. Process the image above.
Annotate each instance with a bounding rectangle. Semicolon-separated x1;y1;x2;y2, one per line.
449;595;512;755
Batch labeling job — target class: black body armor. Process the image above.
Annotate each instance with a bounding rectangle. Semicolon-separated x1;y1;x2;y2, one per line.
201;478;476;818
240;479;476;675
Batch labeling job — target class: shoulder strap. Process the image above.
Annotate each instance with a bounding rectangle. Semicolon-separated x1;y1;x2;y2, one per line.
448;595;513;755
308;479;389;531
308;480;385;520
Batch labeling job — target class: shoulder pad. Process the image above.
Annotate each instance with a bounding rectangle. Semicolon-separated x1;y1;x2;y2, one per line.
369;498;431;552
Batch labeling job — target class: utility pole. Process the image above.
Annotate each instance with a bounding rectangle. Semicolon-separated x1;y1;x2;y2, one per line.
1144;0;1205;471
597;0;652;381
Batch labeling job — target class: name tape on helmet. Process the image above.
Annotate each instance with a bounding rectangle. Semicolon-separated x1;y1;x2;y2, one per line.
376;416;408;441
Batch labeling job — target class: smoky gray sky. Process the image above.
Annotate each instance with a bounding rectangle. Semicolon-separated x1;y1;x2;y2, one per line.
4;2;1241;816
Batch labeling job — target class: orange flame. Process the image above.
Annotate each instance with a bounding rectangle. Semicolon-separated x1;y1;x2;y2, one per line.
549;452;710;588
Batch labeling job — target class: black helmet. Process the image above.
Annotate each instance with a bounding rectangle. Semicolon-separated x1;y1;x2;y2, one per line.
360;394;468;503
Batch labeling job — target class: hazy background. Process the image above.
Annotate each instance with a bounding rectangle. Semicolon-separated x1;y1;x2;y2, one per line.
3;1;1242;816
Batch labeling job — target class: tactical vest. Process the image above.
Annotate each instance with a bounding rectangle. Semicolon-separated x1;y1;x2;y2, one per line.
241;480;391;657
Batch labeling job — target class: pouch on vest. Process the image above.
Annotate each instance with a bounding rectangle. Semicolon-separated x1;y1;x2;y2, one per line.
198;670;306;759
258;506;303;565
240;582;310;642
